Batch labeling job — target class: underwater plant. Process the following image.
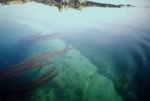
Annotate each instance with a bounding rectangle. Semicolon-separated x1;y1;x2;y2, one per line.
15;32;70;63
0;47;76;101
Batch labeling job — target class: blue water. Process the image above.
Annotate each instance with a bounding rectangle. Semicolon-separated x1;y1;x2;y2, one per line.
0;0;150;101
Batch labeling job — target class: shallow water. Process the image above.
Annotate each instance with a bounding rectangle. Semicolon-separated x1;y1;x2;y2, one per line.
0;0;150;101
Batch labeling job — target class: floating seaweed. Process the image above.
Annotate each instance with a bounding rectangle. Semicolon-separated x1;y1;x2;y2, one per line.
0;47;76;101
15;32;70;63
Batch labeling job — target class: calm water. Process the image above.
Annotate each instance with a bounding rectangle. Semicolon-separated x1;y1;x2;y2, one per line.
0;0;150;101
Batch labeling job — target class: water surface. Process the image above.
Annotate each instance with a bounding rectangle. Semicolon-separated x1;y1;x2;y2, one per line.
0;0;150;101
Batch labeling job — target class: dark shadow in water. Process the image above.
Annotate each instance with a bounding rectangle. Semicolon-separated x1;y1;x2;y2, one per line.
131;41;150;101
15;34;38;63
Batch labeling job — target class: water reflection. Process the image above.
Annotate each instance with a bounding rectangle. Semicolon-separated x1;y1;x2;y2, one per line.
0;0;132;12
0;0;150;101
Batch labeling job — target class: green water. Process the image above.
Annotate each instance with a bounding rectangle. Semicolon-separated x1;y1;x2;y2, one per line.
0;0;150;101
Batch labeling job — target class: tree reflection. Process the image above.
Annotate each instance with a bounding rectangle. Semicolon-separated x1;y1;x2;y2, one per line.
0;0;127;12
